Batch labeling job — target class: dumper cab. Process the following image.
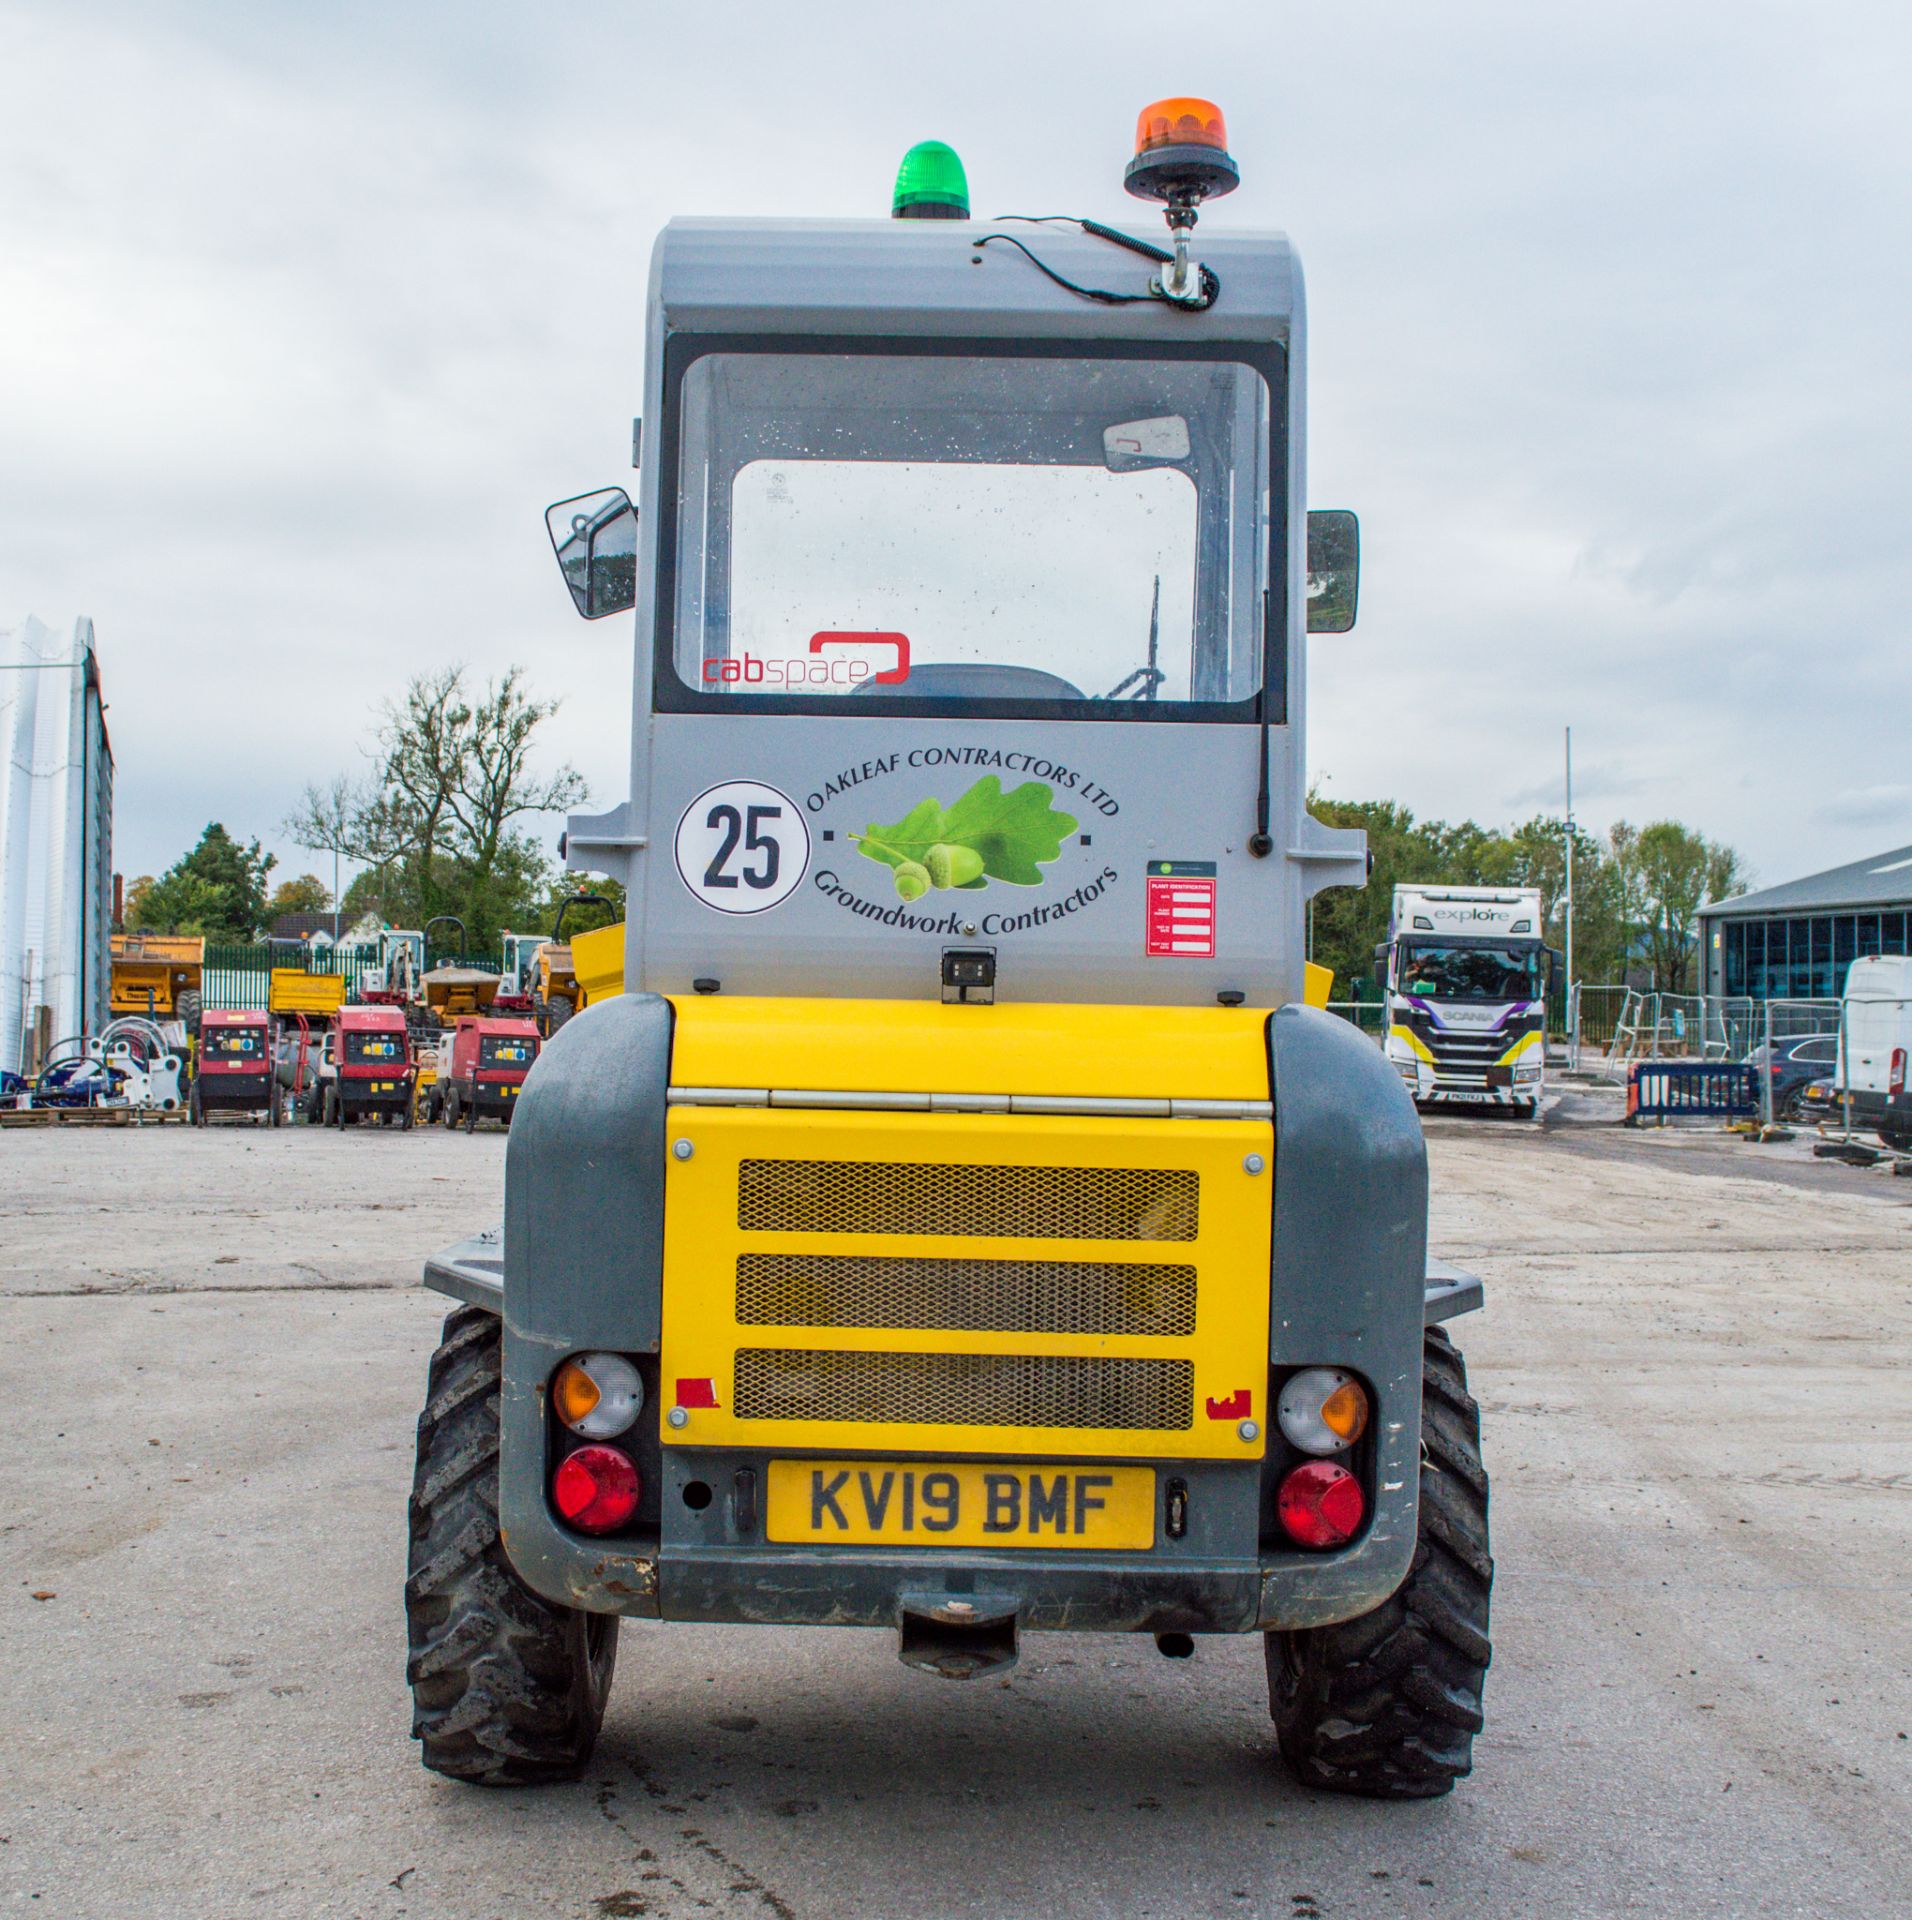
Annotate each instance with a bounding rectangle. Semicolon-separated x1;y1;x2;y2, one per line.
191;1007;276;1126
410;112;1491;1799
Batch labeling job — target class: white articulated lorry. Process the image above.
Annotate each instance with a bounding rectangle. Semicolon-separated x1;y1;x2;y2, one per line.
1380;885;1551;1116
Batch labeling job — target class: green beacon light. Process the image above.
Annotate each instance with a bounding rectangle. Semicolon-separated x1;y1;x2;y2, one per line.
891;140;969;220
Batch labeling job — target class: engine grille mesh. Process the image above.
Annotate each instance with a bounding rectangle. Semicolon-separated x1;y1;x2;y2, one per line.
734;1348;1193;1431
736;1159;1199;1242
735;1252;1197;1337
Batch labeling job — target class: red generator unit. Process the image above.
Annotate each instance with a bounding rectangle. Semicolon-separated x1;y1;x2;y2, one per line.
192;1009;278;1126
440;1015;539;1132
326;1005;416;1128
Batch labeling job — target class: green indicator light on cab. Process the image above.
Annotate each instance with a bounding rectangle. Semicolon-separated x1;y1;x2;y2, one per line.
892;140;969;220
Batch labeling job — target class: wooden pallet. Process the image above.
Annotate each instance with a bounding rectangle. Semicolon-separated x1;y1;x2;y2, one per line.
0;1105;188;1129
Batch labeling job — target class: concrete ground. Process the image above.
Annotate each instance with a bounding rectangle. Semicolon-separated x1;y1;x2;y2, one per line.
3;1107;1909;1920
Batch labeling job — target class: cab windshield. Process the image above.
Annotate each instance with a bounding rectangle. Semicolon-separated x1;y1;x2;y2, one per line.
665;349;1275;717
1399;943;1543;1002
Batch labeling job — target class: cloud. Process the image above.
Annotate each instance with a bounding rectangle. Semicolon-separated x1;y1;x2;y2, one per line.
1813;786;1912;831
4;0;1912;899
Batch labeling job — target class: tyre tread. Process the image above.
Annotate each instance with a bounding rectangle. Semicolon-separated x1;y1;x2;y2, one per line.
1267;1326;1493;1799
405;1305;616;1785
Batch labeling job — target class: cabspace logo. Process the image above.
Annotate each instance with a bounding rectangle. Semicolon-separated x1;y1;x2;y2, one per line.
703;632;911;689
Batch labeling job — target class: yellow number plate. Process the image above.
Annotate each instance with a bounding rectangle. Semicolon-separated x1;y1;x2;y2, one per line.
766;1460;1155;1551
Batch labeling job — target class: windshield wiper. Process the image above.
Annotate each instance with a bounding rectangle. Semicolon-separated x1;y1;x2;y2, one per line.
1100;575;1164;701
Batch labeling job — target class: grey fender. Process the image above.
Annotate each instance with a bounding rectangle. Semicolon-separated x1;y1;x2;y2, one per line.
1259;1003;1429;1627
498;991;674;1613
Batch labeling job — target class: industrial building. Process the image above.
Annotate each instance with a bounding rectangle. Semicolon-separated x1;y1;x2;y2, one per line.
1;615;114;1074
1698;843;1912;1001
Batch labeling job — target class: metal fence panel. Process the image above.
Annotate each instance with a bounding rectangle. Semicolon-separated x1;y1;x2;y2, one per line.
1626;1061;1759;1122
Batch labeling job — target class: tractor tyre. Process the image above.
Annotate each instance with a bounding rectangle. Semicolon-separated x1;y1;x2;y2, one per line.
406;1305;618;1784
1266;1324;1492;1799
175;990;202;1034
547;997;572;1037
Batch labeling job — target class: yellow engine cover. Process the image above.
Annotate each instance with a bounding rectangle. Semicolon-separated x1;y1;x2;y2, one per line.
658;998;1275;1464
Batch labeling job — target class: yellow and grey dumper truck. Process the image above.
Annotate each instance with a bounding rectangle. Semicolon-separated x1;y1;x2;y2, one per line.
408;103;1492;1798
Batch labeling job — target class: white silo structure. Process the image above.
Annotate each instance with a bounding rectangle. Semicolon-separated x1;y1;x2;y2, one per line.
1;616;115;1077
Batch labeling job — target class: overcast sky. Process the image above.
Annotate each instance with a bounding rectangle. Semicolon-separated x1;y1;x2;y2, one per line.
5;0;1909;900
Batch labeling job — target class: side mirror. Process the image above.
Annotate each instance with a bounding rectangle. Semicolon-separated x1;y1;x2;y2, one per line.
545;487;637;620
1372;941;1390;981
1306;510;1360;633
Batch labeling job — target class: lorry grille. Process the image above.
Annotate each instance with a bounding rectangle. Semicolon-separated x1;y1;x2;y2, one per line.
734;1348;1193;1431
735;1252;1197;1337
737;1159;1198;1241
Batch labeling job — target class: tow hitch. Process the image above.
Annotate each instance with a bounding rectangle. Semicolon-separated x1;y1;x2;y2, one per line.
897;1593;1021;1680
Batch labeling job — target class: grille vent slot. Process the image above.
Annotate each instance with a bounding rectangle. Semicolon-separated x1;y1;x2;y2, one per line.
734;1348;1193;1431
736;1252;1196;1337
736;1160;1199;1242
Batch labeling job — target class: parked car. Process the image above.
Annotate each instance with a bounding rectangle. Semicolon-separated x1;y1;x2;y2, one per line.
1750;1032;1843;1119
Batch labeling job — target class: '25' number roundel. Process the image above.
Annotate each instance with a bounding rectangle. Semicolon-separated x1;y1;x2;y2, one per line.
674;781;809;914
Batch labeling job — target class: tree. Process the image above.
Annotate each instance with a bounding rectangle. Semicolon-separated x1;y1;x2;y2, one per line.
266;874;332;917
126;823;275;941
290;666;585;953
1632;821;1750;993
282;773;359;935
534;873;626;941
1302;797;1744;996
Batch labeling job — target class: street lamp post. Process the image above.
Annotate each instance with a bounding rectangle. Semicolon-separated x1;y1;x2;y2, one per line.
1564;726;1576;1054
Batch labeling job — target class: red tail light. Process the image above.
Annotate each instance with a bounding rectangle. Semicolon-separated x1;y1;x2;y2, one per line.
1276;1461;1366;1549
1891;1048;1906;1098
552;1444;641;1534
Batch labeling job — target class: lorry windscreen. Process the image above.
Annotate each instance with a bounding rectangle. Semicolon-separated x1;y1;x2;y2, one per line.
1399;944;1542;1002
665;348;1273;716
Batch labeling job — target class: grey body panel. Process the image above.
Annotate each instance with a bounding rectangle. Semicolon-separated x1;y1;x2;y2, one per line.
565;218;1364;1008
493;993;674;1616
423;1227;503;1311
1425;1257;1485;1323
640;716;1353;1007
659;1449;1262;1633
1264;1005;1429;1615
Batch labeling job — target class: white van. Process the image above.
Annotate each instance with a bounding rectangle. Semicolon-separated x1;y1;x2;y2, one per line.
1832;955;1912;1149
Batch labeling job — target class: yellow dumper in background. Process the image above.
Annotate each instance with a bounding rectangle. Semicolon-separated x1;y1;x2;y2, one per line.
267;969;347;1020
110;934;205;1028
564;921;625;1015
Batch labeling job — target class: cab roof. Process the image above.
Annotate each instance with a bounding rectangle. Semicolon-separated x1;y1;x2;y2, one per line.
651;218;1300;346
339;1004;408;1029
